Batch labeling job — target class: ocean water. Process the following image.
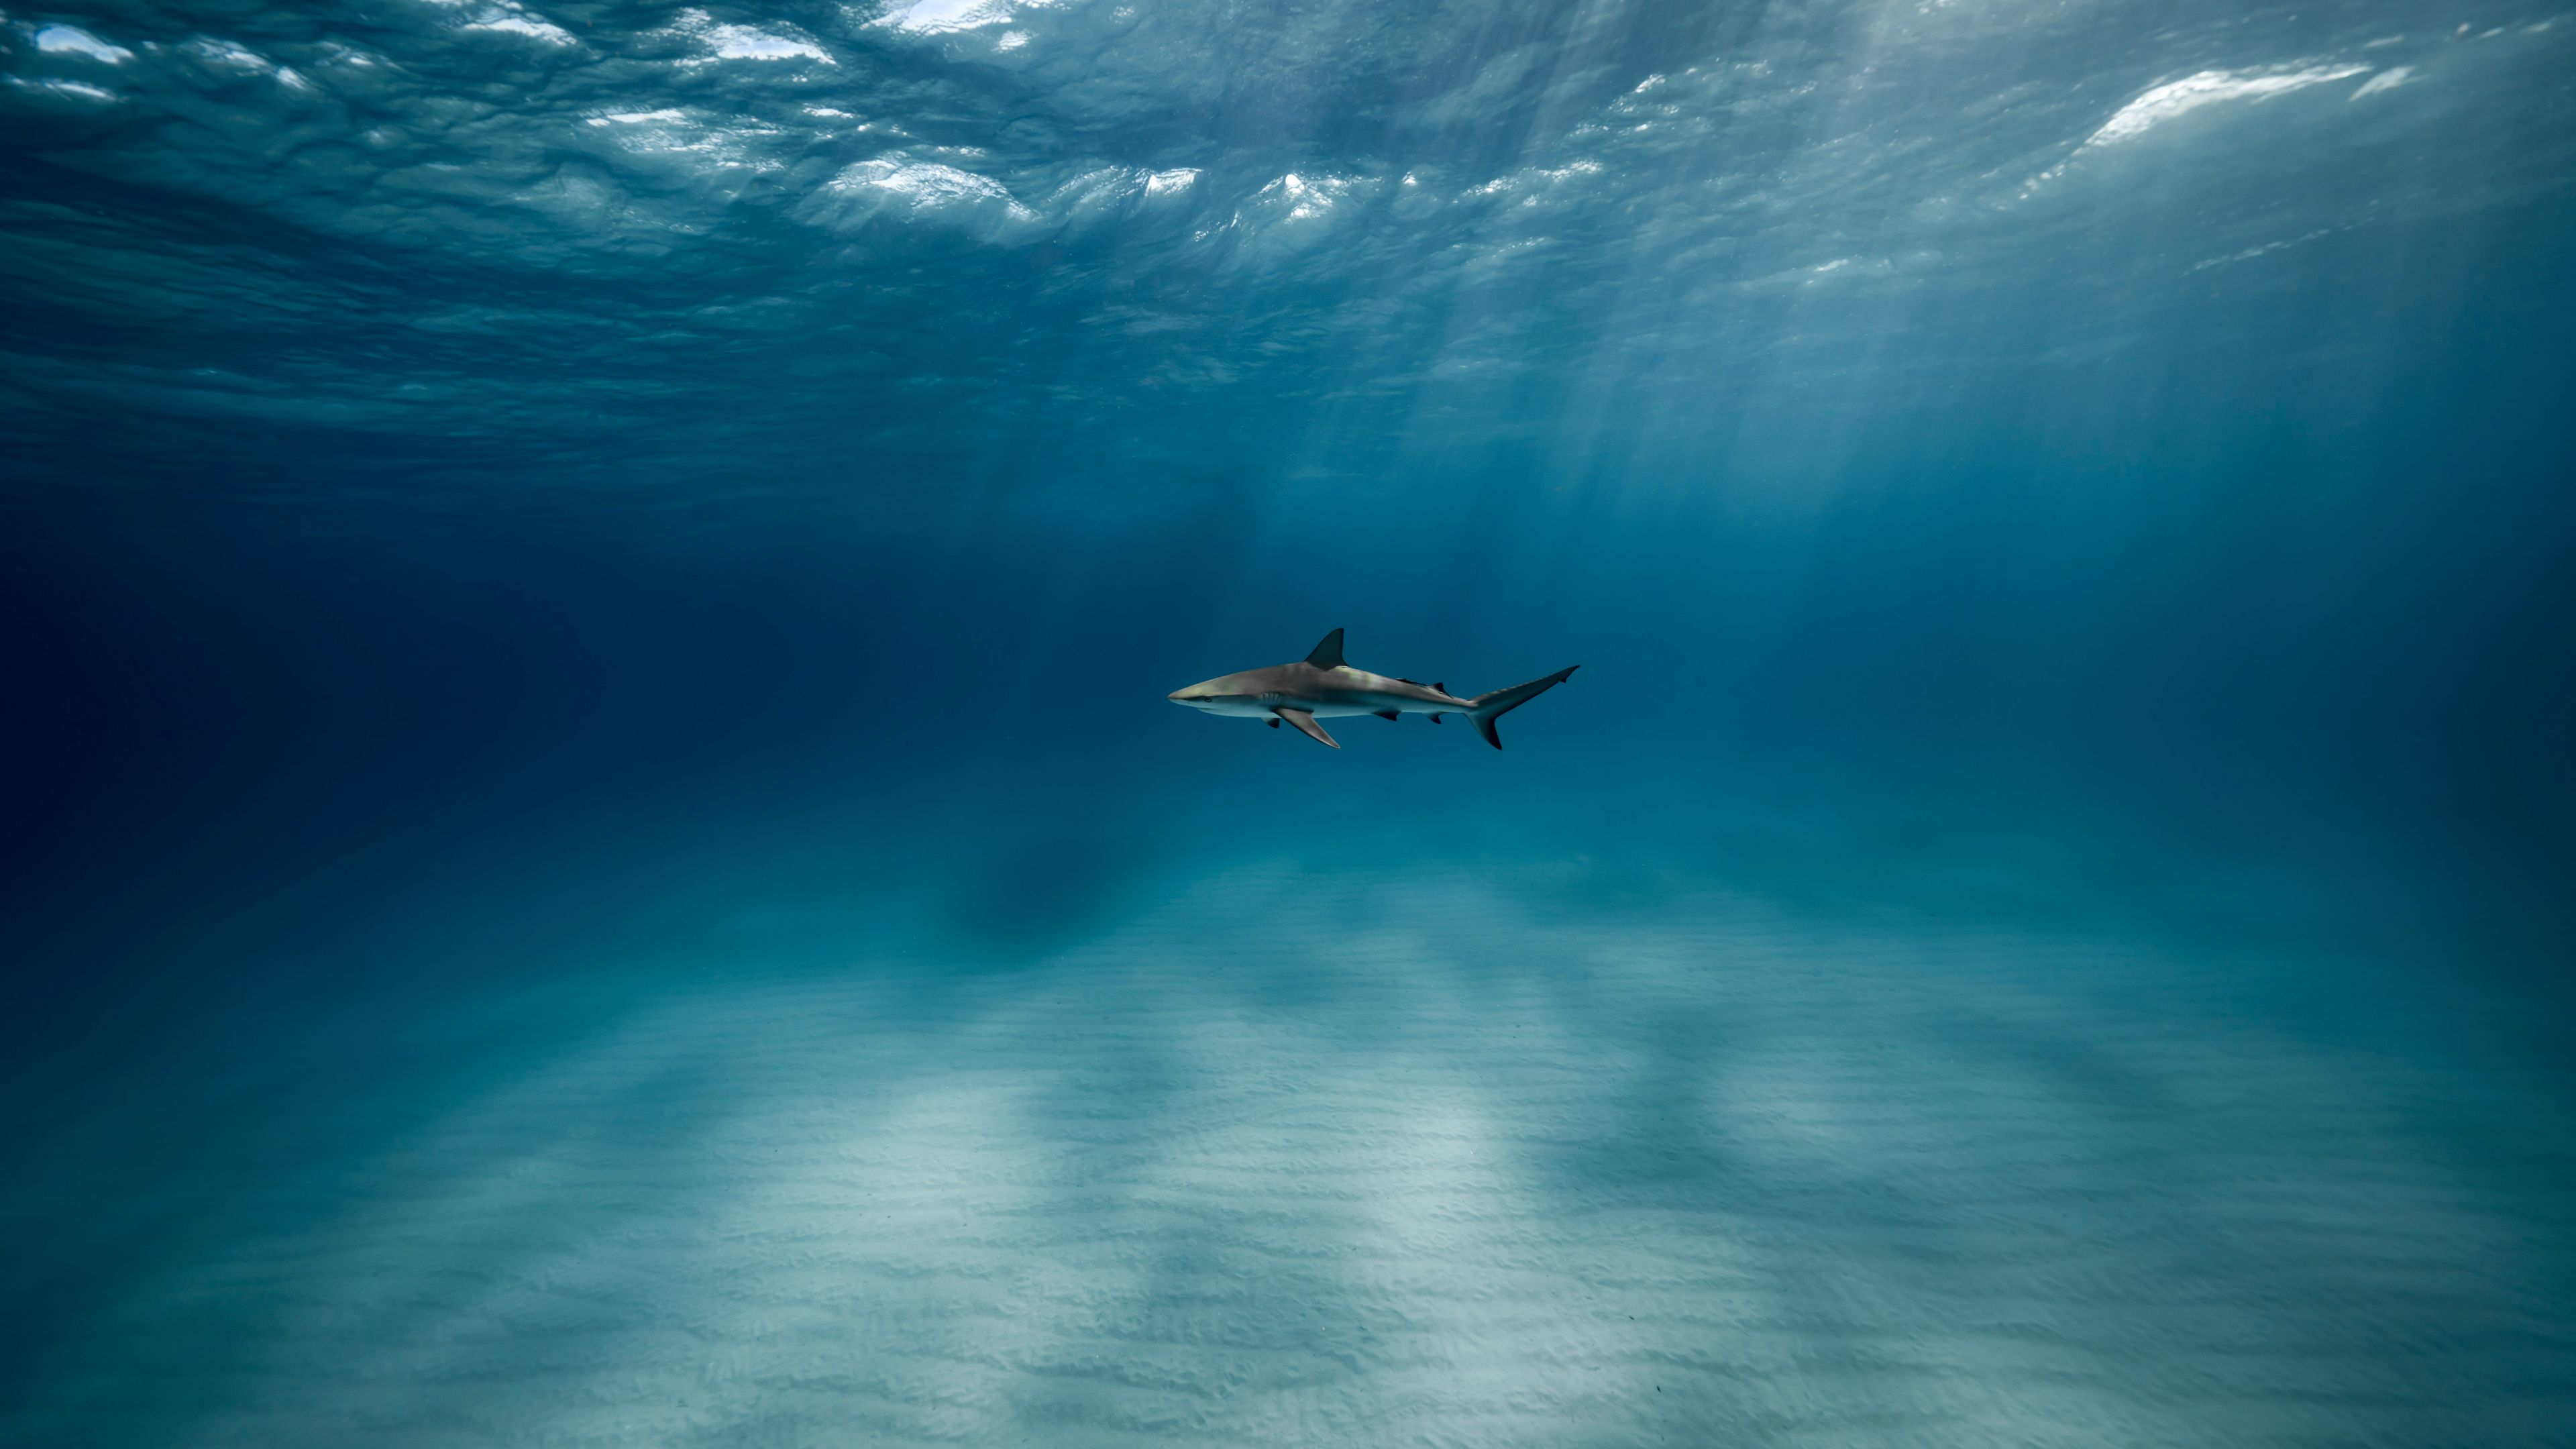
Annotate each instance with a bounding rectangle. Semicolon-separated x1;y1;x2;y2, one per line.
4;1;2574;1445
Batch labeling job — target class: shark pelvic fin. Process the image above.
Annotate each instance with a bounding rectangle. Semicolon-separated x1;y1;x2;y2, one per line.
1274;707;1340;748
1430;713;1444;724
1375;710;1399;720
1304;629;1346;669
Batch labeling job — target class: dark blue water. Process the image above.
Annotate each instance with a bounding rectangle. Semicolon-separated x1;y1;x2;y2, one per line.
5;2;2573;1443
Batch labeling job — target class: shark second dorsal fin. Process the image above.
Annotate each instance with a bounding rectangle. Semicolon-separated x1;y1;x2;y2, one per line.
1305;628;1346;669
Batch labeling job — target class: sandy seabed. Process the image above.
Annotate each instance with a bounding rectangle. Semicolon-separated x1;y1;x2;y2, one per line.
8;862;2571;1447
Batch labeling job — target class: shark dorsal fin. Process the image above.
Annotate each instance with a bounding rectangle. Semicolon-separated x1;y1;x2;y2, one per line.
1304;629;1346;669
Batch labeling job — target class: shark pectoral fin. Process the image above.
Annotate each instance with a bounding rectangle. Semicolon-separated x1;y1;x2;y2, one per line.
1375;710;1399;721
1268;716;1281;728
1274;708;1339;749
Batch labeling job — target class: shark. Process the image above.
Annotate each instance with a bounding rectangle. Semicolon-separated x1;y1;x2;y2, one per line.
1167;629;1578;750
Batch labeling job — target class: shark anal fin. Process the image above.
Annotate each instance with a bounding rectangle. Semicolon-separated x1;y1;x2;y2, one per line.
1274;707;1339;748
1304;629;1346;669
1375;710;1399;720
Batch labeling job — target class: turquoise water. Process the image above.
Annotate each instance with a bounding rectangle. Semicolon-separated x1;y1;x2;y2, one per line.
4;1;2573;1443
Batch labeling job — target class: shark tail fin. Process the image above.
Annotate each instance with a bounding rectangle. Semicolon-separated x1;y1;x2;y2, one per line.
1465;665;1578;750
